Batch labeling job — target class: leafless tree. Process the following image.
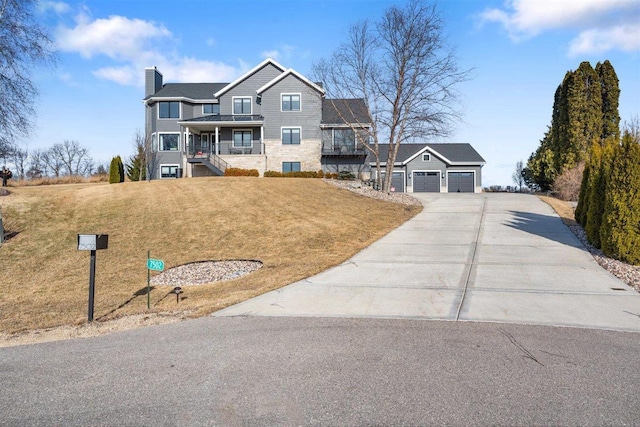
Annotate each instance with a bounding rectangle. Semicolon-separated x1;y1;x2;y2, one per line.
512;160;525;192
11;146;28;180
42;149;63;178
313;0;470;192
47;140;93;176
26;148;47;179
144;130;158;181
0;0;56;149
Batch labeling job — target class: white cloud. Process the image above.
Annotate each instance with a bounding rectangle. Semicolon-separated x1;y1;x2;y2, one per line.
261;44;295;62
569;23;640;56
56;12;245;86
480;0;640;54
37;1;70;14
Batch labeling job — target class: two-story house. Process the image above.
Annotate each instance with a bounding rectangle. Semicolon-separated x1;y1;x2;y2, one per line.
143;58;371;179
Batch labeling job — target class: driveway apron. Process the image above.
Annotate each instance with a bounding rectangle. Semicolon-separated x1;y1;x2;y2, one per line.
216;193;640;332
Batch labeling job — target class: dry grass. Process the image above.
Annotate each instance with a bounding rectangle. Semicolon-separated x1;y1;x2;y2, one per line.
538;195;577;226
0;177;420;334
9;175;108;186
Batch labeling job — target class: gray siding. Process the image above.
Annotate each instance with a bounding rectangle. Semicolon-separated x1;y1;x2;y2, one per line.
218;63;284;115
260;74;322;140
145;68;163;97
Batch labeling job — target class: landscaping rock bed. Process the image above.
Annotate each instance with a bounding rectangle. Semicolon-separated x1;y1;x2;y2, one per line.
569;225;640;292
150;260;263;286
324;179;422;206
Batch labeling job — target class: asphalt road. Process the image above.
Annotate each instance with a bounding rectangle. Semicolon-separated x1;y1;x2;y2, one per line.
1;317;640;426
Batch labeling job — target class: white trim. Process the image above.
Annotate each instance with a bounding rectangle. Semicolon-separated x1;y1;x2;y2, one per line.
157;101;181;120
145;96;218;106
232;129;253;148
281;126;302;145
280;93;302;112
215;58;287;98
256;68;325;95
159;164;180;179
232;96;252;115
157;132;181;151
410;170;442;193
446;170;477;193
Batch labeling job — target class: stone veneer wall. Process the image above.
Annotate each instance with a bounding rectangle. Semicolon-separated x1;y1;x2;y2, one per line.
221;155;268;175
264;139;322;173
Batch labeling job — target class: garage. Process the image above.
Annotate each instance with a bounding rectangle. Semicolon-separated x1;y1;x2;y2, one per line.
381;172;405;192
448;172;474;193
413;171;440;192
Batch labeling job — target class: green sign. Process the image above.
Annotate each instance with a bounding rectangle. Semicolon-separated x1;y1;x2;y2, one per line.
147;258;164;271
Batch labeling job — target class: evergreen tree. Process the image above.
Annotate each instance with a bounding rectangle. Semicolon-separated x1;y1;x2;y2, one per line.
584;141;614;248
126;146;146;181
600;131;640;264
575;161;590;226
596;60;620;142
109;156;124;184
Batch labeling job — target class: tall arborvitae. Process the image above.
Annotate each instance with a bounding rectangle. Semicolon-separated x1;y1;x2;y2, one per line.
600;131;640;265
574;160;590;226
565;62;602;167
596;60;620;142
109;156;124;184
584;140;615;248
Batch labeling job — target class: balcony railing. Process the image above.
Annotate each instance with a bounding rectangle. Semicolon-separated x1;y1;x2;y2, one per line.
322;144;367;156
188;141;265;156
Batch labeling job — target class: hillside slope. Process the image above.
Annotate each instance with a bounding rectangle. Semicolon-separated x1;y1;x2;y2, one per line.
0;178;420;333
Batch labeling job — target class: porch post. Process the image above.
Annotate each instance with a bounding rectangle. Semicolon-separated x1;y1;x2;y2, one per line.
260;125;264;154
215;126;219;155
185;126;190;155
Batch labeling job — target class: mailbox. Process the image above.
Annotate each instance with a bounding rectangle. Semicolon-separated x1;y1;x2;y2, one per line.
77;234;109;251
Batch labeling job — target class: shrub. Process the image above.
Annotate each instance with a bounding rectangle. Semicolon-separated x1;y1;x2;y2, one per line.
338;170;356;180
264;171;284;177
324;172;339;179
264;170;322;178
224;168;259;177
552;163;584;201
109;156;124;184
317;170;324;178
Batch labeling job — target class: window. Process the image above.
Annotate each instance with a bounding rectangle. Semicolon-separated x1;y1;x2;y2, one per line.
283;162;301;173
422;153;431;162
159;133;179;151
282;127;301;145
203;104;220;115
233;97;251;115
160;165;179;178
334;129;355;150
233;130;252;147
282;94;300;111
159;101;180;119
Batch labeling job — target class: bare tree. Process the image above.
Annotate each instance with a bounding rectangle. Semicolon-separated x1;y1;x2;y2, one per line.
0;140;13;169
42;149;63;178
26;148;47;179
49;140;92;176
512;160;525;192
0;0;56;149
313;0;470;192
11;146;28;180
144;130;158;181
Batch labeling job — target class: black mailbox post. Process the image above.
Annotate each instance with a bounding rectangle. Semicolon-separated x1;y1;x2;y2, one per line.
77;234;109;322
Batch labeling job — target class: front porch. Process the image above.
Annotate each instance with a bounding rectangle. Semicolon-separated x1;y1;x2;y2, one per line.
180;114;266;157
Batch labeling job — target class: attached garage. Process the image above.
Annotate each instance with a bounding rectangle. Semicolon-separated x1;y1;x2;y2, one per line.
448;172;474;193
380;172;405;193
413;171;440;192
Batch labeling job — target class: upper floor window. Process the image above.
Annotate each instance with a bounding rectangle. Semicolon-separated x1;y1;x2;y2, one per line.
422;153;431;162
159;133;179;151
282;127;301;145
334;128;355;150
203;104;220;115
282;94;300;111
233;97;251;115
159;101;180;119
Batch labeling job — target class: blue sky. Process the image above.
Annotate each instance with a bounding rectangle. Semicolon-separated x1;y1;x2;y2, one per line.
28;0;640;186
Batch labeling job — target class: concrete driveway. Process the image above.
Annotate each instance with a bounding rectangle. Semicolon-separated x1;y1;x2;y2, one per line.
216;193;640;332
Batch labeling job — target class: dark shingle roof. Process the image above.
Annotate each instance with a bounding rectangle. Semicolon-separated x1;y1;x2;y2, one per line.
149;83;228;100
373;143;486;164
322;99;372;124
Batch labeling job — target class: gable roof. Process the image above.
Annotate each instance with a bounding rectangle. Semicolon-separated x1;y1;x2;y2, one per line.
373;143;486;165
256;68;325;95
321;99;372;124
146;83;228;102
214;58;287;98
